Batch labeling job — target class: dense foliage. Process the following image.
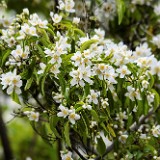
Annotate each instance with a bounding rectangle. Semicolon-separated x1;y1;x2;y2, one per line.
1;0;160;159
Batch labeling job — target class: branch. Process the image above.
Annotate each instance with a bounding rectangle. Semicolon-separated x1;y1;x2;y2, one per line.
130;108;155;131
0;107;13;160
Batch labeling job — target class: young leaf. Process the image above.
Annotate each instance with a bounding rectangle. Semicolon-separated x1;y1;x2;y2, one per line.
107;124;116;137
49;116;61;138
73;28;85;37
97;137;106;156
151;89;160;111
40;64;52;95
11;90;21;105
1;49;11;67
25;76;33;91
116;0;126;25
91;109;99;122
80;39;98;52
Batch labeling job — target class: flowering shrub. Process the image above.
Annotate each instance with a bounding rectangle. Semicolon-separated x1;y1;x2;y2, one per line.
1;0;160;159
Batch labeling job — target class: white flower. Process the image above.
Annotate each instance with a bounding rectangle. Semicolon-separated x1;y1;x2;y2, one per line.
44;48;53;57
139;134;148;140
154;3;160;16
75;1;86;17
11;45;30;61
68;109;80;124
152;34;160;48
17;30;26;40
147;92;154;106
6;37;16;48
119;134;128;144
115;111;128;121
125;86;141;101
21;23;38;36
57;105;69;118
151;125;160;137
87;90;99;104
26;157;32;160
50;63;61;77
71;51;82;66
37;63;46;74
70;66;93;87
132;0;151;5
116;65;131;78
94;28;105;40
101;98;109;108
90;121;97;128
70;69;85;87
133;43;151;58
51;13;62;23
81;66;93;84
73;17;80;24
50;54;62;64
64;0;75;13
29;13;48;28
21;23;31;35
136;56;153;68
141;80;149;89
53;92;64;103
29;26;38;36
150;60;160;77
28;111;39;122
58;0;65;10
0;70;22;95
82;103;92;110
60;151;73;160
23;8;29;15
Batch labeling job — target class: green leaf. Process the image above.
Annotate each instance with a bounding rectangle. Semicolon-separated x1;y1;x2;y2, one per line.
49;115;60;128
36;44;45;57
38;28;50;46
49;116;61;138
25;76;33;91
40;64;52;95
64;122;71;147
1;49;10;67
73;28;85;37
82;83;90;101
91;109;99;122
127;114;133;130
107;124;116;137
77;112;89;144
104;53;113;62
20;58;36;79
100;122;109;134
75;106;83;112
46;28;55;37
97;137;106;156
116;0;126;25
80;39;98;52
11;90;21;104
20;69;31;80
151;89;160;111
143;144;155;154
81;113;89;136
148;73;154;89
